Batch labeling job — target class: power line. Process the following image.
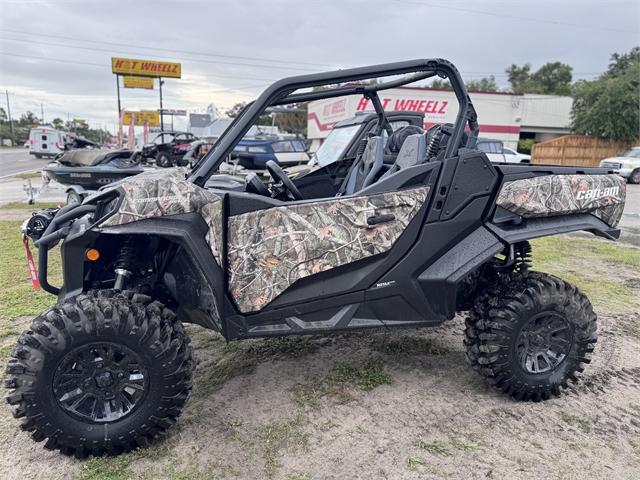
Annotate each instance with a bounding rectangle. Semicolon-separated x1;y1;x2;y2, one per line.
1;36;324;73
398;0;638;34
1;52;280;83
0;28;346;69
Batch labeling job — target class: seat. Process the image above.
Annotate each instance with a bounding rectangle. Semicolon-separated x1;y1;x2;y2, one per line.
343;136;384;195
380;133;426;180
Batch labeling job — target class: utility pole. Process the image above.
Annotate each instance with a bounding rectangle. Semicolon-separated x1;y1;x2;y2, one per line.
6;90;15;146
41;103;45;124
67;113;71;132
159;78;164;131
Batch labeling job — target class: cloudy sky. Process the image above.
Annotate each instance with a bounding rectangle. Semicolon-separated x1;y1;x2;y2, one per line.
1;0;638;134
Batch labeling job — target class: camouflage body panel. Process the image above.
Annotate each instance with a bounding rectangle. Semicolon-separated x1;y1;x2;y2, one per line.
496;174;626;228
227;186;430;313
100;167;224;264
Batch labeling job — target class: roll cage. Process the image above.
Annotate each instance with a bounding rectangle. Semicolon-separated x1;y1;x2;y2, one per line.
189;58;479;186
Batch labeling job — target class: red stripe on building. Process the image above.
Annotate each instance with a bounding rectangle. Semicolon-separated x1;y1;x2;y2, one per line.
308;113;520;135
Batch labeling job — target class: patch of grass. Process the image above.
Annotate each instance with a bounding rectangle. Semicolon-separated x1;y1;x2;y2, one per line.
356;425;368;435
560;411;591;434
530;236;640;312
257;415;310;477
248;336;319;360
329;358;392;390
12;172;43;179
0;344;13;360
193;348;256;399
313;420;334;431
449;437;478;452
370;335;449;356
407;456;429;470
2;202;60;210
77;455;132;480
0;221;62;324
292;384;325;409
286;473;310;480
630;404;640;416
418;438;451;457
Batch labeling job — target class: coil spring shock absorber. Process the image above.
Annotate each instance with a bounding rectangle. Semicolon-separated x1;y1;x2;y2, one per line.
425;126;445;160
513;241;532;273
114;236;138;290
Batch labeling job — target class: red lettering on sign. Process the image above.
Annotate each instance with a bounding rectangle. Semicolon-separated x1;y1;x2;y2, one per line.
382;98;391;109
425;100;435;113
141;62;152;71
438;101;448;114
417;100;426;112
172;65;178;73
394;99;410;110
356;98;370;110
115;60;124;69
131;61;138;69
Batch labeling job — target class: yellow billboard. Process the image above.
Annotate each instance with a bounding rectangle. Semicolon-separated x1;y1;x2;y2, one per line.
122;111;160;127
112;57;181;79
123;76;154;89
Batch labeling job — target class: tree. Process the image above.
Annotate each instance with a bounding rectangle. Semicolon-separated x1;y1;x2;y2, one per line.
52;117;64;130
0;107;7;123
429;78;450;89
571;47;639;143
465;75;499;92
505;62;573;95
18;111;40;127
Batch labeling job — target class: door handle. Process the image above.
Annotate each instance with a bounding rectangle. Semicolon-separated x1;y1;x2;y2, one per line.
367;214;395;225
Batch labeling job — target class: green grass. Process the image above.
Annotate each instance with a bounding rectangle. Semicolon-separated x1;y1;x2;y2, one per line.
418;439;451;457
329;358;392;390
257;416;310;477
0;221;62;333
370;335;449;356
406;456;429;470
248;336;319;359
530;236;640;313
630;404;640;416
560;411;591;434
77;455;133;480
2;202;60;210
12;171;43;179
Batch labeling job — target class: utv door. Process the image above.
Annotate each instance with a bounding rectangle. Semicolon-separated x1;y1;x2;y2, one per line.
226;185;432;314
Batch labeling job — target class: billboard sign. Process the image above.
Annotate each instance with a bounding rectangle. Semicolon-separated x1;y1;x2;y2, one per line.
159;109;187;116
123;76;154;89
73;119;86;124
112;57;181;79
122;111;160;127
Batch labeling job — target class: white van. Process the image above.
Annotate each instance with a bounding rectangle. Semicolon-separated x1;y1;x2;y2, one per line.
29;127;67;158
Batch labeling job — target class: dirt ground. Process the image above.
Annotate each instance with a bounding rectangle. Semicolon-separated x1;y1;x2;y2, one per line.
1;304;639;479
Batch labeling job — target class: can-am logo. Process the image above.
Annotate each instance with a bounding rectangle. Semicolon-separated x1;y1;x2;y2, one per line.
132;195;180;204
576;186;619;201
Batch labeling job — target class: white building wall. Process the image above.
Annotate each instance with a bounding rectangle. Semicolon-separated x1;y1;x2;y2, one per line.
307;87;525;151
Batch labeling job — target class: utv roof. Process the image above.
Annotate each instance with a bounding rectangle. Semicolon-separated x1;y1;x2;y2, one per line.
189;58;479;186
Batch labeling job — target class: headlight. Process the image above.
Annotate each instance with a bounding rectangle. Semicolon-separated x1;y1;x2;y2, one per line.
248;146;268;154
621;162;637;170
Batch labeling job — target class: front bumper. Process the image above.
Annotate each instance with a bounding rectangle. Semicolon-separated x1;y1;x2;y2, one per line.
611;168;633;179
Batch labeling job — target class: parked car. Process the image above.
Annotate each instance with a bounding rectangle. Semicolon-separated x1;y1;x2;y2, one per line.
503;147;531;163
231;135;309;169
600;147;640;184
23;141;29;148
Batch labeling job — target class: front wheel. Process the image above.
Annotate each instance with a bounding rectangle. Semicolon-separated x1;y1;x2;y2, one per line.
66;191;82;205
628;168;640;184
4;290;194;458
464;271;597;401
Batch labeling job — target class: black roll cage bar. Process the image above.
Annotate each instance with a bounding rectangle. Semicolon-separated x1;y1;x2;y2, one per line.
188;58;479;187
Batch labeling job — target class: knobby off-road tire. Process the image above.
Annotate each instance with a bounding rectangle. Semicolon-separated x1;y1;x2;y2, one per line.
156;153;172;168
464;271;597;401
4;290;194;458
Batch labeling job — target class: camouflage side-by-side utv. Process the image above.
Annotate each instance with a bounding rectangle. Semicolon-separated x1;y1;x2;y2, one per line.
6;59;626;458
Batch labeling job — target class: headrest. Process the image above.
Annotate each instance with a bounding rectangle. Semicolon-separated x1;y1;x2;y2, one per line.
387;125;424;153
395;134;426;169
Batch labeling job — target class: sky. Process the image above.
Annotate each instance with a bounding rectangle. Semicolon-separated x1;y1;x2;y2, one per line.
1;0;638;135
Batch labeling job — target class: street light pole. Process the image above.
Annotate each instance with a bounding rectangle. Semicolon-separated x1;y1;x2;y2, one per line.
5;90;15;146
159;78;164;131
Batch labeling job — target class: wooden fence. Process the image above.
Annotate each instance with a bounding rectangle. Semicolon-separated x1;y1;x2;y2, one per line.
531;135;633;167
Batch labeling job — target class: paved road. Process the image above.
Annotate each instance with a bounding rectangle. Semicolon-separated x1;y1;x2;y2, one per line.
617;183;639;247
0;149;53;178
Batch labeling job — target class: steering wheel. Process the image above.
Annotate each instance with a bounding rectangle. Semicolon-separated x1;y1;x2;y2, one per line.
266;160;303;200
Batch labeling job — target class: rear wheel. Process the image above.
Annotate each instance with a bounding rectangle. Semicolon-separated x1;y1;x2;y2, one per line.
4;290;193;458
464;271;597;401
156;153;172;168
628;168;640;184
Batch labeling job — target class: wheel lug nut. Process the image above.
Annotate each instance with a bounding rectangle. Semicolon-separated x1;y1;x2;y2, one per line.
117;373;123;378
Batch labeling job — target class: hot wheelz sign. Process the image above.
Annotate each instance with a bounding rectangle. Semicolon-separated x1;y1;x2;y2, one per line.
112;58;181;78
